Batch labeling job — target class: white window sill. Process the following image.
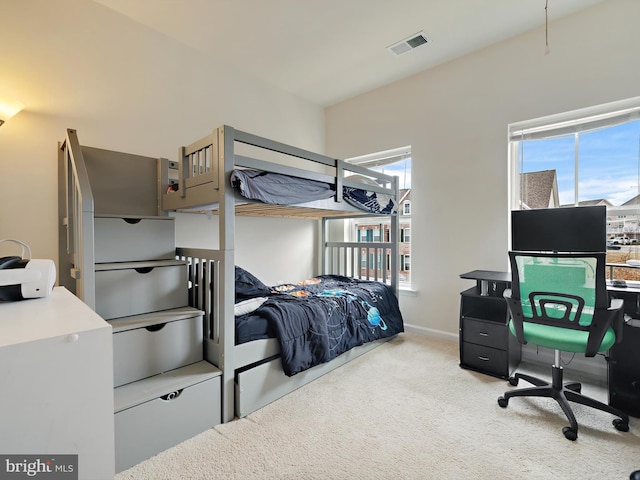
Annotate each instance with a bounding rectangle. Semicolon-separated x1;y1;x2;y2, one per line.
399;287;417;296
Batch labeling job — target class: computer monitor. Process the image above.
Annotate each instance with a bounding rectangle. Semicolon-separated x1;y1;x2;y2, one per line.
511;205;607;253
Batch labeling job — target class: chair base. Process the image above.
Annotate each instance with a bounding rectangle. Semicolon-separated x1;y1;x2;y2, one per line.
497;365;630;440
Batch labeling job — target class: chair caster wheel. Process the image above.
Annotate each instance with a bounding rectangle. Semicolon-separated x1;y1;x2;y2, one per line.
497;396;508;408
562;426;578;441
613;419;629;432
508;377;518;386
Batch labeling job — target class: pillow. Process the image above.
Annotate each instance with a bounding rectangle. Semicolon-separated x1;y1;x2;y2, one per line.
345;174;380;188
234;297;268;316
235;266;271;301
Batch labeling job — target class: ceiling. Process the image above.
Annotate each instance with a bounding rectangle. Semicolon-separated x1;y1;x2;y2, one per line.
96;0;606;107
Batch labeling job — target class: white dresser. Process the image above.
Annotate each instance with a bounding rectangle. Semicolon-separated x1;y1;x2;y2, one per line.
0;287;115;479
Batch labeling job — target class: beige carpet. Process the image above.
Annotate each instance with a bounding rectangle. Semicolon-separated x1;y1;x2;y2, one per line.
116;333;640;479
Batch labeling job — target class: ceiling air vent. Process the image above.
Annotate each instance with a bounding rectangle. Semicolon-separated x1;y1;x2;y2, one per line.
387;31;430;56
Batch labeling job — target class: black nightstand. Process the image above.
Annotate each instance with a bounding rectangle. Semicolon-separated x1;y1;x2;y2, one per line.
459;270;521;378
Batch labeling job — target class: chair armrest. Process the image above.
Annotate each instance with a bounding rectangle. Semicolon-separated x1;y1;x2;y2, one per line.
609;297;625;344
585;298;624;356
503;289;526;345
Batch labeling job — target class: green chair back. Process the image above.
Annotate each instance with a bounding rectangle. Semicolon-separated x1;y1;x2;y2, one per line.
513;254;597;327
507;251;615;354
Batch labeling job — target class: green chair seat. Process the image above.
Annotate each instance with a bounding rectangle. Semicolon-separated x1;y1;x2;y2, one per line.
509;319;616;353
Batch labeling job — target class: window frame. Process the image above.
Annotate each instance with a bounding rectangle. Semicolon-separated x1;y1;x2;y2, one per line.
345;146;412;288
508;97;640;212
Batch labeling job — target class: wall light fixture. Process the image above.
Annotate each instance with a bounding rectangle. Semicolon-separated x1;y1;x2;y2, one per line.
0;97;25;126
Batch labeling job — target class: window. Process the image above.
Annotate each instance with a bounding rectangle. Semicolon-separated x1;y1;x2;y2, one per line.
401;255;410;271
509;97;640;278
357;226;384;242
346;146;412;287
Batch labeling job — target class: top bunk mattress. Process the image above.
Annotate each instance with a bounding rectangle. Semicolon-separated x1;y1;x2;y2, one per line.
231;168;397;215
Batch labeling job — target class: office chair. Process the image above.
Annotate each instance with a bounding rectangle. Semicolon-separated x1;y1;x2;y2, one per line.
498;251;630;440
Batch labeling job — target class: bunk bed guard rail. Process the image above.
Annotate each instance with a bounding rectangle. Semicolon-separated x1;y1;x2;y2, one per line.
58;128;96;308
166;125;399;212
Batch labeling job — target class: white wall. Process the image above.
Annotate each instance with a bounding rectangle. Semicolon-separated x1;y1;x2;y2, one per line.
0;0;323;283
174;213;317;285
325;0;640;338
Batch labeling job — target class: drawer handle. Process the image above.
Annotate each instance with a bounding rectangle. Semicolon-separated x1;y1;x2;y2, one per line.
160;389;183;401
479;332;489;337
478;356;490;362
135;267;154;274
146;323;167;332
123;218;142;224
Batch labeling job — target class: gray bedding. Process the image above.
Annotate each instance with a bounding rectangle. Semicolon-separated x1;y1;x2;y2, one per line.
230;168;334;205
230;168;397;214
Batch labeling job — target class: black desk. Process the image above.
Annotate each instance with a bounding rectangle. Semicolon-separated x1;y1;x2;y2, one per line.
460;270;511;298
605;287;640;417
459;269;640;417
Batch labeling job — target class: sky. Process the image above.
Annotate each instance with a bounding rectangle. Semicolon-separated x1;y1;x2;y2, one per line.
521;119;640;206
374;158;412;189
362;118;639;198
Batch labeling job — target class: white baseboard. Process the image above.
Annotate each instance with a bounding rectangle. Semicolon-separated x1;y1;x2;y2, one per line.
403;323;458;343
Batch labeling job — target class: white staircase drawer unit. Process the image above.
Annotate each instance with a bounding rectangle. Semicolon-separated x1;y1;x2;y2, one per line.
114;362;221;472
111;312;204;387
95;260;187;319
94;216;176;263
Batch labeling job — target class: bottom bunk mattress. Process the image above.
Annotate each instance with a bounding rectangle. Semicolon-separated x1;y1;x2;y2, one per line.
234;267;404;376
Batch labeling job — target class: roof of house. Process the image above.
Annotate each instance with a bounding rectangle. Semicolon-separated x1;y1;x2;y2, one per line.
561;199;614;207
622;194;640;206
520;170;558;209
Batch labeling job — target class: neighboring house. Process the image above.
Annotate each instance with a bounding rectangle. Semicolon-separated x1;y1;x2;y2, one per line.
608;195;640;237
355;188;411;284
569;199;625;238
519;170;560;209
573;199;614;207
524;169;639;240
398;189;411;281
622;194;640;206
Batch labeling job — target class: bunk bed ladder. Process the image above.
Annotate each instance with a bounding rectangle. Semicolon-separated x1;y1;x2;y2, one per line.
58;130;223;471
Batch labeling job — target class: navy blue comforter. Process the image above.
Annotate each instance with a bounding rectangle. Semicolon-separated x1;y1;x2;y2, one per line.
235;269;404;376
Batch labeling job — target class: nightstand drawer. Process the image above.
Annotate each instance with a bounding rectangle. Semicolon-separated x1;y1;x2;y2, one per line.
461;343;507;376
462;317;507;349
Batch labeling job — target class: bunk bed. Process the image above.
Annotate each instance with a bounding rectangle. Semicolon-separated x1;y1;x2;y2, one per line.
160;125;404;422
